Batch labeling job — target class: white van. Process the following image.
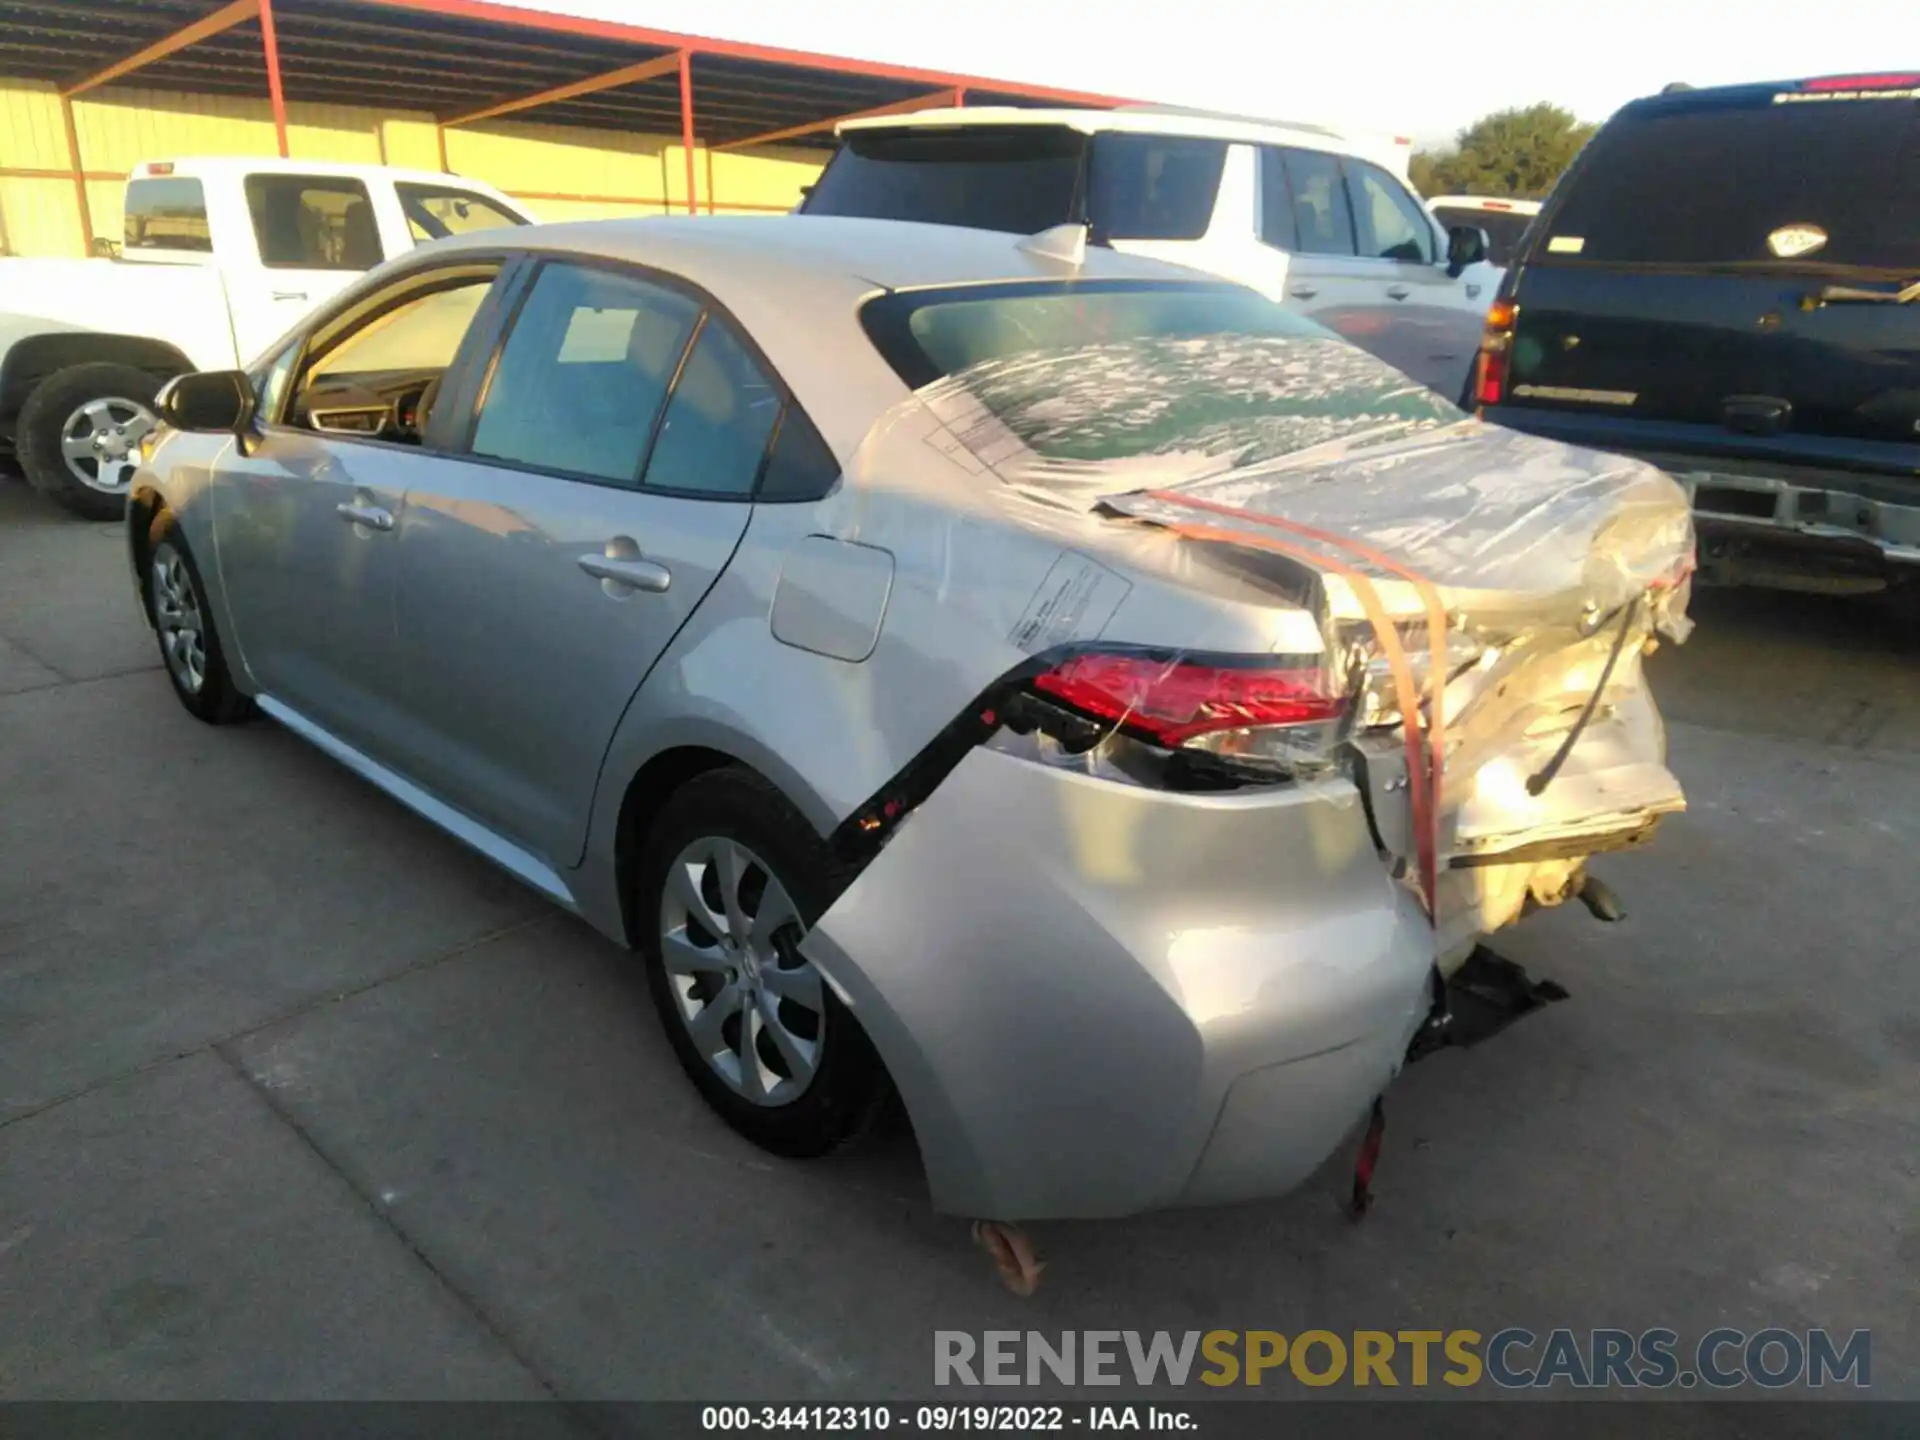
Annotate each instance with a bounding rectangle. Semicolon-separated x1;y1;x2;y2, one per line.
800;105;1501;403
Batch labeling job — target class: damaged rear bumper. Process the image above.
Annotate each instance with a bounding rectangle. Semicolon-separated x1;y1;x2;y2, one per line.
801;744;1438;1222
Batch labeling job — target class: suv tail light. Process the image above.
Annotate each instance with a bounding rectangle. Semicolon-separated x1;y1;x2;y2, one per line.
1025;650;1349;777
1475;298;1517;408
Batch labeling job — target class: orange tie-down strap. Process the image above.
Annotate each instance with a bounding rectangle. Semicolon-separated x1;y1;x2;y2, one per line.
1138;490;1453;924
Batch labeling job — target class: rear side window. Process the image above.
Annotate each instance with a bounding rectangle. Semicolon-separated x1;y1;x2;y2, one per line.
124;177;211;253
246;175;383;270
758;407;841;502
472;263;699;485
1088;134;1227;241
802;127;1085;234
1279;148;1356;257
642;317;782;497
1539;95;1920;267
1347;161;1435;263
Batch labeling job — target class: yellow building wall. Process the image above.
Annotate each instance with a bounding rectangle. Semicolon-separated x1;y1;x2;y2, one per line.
0;77;825;258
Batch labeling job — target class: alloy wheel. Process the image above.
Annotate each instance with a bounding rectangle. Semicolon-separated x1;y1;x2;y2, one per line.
59;397;157;495
151;550;207;694
658;837;826;1106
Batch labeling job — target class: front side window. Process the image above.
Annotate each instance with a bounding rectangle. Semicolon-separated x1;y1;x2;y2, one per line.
1280;148;1356;257
862;280;1456;485
642;317;783;497
1348;161;1436;263
246;175;383;270
288;270;497;437
1088;134;1228;242
471;263;700;485
124;177;211;253
397;183;527;246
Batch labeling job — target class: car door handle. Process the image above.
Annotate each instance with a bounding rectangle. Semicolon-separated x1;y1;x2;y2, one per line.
1288;284;1319;299
273;290;309;302
336;501;394;531
579;552;672;594
1387;284;1412;300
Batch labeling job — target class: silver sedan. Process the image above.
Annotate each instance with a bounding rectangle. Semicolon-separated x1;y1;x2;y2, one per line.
129;215;1693;1226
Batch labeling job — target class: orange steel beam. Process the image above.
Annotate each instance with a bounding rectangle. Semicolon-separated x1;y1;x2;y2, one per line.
443;51;685;128
678;50;697;215
58;95;94;252
259;0;289;157
352;0;1132;108
63;0;261;97
712;89;958;153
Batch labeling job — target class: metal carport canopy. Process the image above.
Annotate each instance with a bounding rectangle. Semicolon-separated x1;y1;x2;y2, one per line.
0;0;1131;232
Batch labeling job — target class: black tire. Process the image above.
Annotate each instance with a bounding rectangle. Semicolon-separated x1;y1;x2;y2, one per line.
635;767;888;1158
17;362;166;520
145;520;255;725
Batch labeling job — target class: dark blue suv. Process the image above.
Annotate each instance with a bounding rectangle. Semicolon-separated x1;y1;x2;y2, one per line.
1477;74;1919;595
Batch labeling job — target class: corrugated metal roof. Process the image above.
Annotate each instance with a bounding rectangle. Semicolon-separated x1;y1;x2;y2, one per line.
0;0;1127;149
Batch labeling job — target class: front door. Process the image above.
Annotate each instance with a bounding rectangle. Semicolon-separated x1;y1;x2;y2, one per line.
224;172;389;362
1343;157;1479;397
392;260;778;866
213;263;504;758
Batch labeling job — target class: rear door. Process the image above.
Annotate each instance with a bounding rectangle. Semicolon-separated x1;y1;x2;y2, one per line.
226;173;388;361
1500;82;1920;454
391;259;780;867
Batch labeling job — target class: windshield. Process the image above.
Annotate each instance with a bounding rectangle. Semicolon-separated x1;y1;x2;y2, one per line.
1538;92;1920;269
1432;206;1534;266
861;280;1460;478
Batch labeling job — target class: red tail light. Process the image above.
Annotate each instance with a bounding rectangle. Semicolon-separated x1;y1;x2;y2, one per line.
1474;299;1517;408
1030;652;1346;750
1801;73;1920;91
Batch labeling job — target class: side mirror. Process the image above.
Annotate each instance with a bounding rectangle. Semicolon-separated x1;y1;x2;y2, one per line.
156;370;256;434
1446;224;1491;277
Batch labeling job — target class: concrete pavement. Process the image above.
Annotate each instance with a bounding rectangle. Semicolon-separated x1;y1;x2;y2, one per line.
2;478;1915;1404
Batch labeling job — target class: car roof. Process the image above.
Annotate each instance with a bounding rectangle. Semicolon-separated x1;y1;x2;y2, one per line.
837;104;1375;158
438;214;1225;461
1628;71;1920;112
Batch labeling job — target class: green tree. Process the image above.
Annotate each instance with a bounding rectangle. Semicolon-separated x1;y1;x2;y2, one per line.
1409;103;1598;199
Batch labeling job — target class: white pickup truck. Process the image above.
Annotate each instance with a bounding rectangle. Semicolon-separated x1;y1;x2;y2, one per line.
0;156;534;518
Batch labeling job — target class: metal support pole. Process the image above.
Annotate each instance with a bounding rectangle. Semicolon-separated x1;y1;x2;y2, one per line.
59;95;94;253
259;0;290;157
678;50;698;215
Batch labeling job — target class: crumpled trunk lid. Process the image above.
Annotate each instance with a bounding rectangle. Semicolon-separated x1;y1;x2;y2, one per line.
1101;421;1695;960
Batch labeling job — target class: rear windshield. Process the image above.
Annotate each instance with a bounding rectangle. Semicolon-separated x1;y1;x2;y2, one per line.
803;128;1228;242
1431;206;1534;266
124;177;211;253
1538;94;1920;269
802;127;1085;235
861;280;1458;474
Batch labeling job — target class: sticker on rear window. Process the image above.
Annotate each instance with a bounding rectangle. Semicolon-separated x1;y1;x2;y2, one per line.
1767;223;1829;258
1546;235;1585;254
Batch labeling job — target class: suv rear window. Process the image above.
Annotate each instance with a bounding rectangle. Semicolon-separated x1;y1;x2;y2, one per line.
1539;94;1920;268
802;127;1085;235
803;127;1228;243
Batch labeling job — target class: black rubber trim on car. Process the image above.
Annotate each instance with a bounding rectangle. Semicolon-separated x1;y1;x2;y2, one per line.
826;642;1307;866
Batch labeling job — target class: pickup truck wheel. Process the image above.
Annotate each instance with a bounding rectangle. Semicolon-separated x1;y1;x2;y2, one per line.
17;362;165;520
